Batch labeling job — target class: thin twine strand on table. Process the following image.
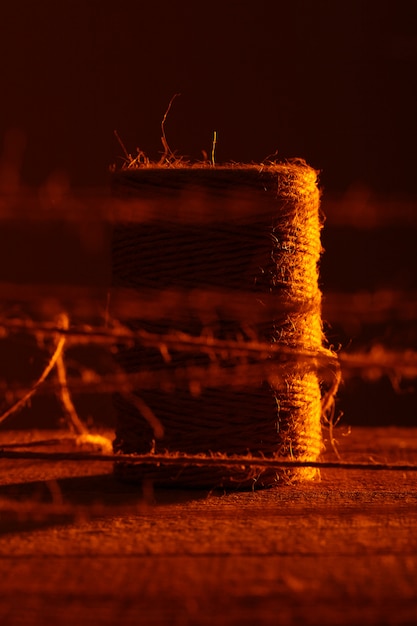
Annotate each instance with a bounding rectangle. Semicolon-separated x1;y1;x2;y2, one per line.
1;446;417;473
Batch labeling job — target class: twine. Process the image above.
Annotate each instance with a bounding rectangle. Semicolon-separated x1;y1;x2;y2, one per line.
111;162;337;488
2;446;417;473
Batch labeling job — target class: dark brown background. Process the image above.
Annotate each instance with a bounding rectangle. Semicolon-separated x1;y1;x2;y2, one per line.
0;0;416;429
1;0;416;193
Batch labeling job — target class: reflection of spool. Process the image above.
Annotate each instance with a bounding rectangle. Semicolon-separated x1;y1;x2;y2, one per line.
112;163;330;488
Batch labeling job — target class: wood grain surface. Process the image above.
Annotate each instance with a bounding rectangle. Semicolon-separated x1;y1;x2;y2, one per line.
0;427;416;626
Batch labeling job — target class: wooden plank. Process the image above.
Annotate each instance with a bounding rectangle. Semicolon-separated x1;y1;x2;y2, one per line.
0;427;416;626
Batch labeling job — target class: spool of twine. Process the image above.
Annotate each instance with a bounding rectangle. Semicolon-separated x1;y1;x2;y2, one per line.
111;162;330;488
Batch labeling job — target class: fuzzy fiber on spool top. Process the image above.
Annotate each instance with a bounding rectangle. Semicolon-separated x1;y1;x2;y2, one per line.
111;162;337;488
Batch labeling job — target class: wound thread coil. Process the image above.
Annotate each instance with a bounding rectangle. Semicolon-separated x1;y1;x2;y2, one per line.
111;162;333;488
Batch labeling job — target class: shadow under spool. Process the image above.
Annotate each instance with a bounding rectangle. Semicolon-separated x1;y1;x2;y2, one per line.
111;163;325;488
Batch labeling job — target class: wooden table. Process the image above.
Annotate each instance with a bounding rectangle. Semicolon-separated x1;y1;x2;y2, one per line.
0;426;416;626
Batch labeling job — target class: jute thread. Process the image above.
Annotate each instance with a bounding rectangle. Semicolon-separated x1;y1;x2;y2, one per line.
3;446;417;473
111;162;336;488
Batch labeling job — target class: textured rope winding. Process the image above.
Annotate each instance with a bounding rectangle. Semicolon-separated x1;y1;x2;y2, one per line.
111;162;338;488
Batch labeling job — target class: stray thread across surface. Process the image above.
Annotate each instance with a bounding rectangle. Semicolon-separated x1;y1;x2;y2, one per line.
111;162;337;488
